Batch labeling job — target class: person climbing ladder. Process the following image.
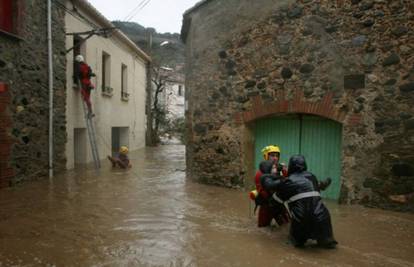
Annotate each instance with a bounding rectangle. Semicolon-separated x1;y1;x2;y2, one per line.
75;54;96;118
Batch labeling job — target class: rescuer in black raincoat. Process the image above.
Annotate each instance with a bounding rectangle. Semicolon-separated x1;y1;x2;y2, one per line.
260;155;338;248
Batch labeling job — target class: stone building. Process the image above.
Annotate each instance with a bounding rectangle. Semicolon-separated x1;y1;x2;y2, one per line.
64;0;150;168
0;1;67;186
181;0;414;210
0;0;150;185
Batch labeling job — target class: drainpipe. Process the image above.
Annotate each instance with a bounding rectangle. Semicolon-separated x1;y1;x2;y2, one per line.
47;0;54;178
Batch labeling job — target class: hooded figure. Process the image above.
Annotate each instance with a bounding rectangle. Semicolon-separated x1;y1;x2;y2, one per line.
261;155;337;248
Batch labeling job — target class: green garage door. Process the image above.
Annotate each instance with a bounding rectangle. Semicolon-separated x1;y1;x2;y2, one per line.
254;115;342;200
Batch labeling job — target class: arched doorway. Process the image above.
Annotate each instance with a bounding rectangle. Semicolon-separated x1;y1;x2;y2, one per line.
254;114;342;200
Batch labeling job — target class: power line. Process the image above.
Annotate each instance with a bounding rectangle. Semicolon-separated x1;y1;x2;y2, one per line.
124;0;151;22
65;28;116;54
52;0;100;30
125;0;152;22
123;0;148;21
53;0;119;55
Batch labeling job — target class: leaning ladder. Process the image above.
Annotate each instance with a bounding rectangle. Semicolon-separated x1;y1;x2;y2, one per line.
77;80;100;170
82;101;101;169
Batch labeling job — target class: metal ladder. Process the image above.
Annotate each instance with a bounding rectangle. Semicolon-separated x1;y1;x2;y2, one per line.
78;80;101;170
82;101;101;169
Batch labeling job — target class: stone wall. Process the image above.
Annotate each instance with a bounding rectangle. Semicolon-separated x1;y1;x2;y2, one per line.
183;0;414;211
0;83;14;187
0;1;67;186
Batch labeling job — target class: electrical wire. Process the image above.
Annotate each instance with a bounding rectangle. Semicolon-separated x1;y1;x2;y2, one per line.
52;0;100;30
123;0;148;21
125;0;151;22
52;0;151;165
125;0;152;22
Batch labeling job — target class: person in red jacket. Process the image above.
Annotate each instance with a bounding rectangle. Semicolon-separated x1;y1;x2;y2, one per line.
75;55;95;117
254;145;289;227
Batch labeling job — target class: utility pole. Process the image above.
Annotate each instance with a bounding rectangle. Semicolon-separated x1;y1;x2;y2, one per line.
147;28;153;53
145;29;154;146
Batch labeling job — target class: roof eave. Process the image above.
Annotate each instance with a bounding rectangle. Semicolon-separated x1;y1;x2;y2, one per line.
180;0;215;43
72;0;151;63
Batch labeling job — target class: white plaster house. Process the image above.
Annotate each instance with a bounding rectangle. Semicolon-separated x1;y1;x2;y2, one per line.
159;67;185;121
64;0;150;168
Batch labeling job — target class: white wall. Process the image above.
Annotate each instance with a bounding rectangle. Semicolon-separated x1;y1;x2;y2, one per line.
65;6;147;169
165;82;185;120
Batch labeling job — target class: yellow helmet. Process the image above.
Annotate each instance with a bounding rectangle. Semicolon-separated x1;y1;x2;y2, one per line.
261;145;281;160
119;146;129;155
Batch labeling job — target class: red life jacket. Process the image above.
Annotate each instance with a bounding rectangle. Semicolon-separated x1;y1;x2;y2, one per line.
255;170;270;199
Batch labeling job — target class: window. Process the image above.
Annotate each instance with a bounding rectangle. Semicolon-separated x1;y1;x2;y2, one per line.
111;127;129;156
121;64;129;101
72;35;85;85
178;85;183;96
0;0;21;36
101;51;111;93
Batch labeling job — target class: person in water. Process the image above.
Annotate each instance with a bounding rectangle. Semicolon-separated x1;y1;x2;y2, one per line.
261;155;338;248
107;146;132;169
253;145;289;227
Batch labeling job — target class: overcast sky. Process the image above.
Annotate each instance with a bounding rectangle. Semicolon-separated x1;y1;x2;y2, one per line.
87;0;201;33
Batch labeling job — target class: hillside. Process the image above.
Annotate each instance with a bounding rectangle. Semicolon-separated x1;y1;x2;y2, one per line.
113;21;185;69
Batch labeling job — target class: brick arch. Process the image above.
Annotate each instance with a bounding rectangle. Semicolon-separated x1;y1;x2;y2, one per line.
234;89;356;124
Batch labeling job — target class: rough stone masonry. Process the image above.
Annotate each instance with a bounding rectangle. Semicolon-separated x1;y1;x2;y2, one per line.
0;1;67;186
182;0;414;211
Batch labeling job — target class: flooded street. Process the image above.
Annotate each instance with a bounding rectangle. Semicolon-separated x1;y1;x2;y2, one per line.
1;145;414;267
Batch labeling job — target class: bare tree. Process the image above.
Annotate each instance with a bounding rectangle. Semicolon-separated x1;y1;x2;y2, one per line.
150;65;172;145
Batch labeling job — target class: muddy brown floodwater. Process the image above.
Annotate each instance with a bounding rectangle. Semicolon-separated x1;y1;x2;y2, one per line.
0;145;413;267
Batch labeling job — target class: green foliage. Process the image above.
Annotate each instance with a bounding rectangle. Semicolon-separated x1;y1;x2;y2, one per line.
112;21;185;68
156;112;185;143
168;117;186;143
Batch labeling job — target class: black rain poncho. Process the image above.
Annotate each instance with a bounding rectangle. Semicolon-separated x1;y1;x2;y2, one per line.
261;155;337;248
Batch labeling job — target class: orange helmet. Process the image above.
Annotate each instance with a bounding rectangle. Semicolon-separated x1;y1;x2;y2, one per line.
119;146;129;155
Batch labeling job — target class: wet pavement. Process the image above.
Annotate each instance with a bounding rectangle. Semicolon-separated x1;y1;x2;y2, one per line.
0;145;414;267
